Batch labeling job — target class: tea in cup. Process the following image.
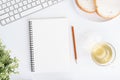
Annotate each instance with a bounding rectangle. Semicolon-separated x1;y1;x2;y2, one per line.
91;42;116;66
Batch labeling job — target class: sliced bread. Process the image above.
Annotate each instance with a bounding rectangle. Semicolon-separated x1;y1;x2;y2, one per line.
95;0;120;19
75;0;96;13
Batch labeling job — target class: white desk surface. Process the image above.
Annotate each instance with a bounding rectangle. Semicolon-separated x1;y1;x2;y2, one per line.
0;0;120;80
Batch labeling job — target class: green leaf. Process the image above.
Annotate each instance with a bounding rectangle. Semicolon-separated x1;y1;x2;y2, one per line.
0;39;19;80
0;62;4;67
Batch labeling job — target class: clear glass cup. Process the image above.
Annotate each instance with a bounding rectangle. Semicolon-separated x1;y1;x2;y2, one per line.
91;42;116;66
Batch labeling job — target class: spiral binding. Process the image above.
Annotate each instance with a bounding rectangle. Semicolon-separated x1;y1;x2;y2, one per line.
29;21;35;72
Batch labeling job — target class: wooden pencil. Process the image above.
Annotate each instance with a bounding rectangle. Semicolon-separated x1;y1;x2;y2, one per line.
71;26;78;63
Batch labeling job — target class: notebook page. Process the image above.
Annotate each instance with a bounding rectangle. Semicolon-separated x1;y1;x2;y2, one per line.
30;18;70;72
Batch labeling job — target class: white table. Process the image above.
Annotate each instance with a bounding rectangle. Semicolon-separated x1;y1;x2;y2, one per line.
0;0;120;80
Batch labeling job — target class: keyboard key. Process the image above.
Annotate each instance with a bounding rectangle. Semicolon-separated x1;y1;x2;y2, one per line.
21;4;42;17
53;1;57;4
10;6;14;10
48;1;53;6
6;18;10;23
14;14;20;19
0;10;5;15
13;9;18;14
0;6;2;10
9;11;14;16
3;0;7;3
31;2;36;7
28;0;32;3
7;2;11;6
42;2;48;8
0;20;6;25
1;13;9;20
36;0;41;5
41;0;46;3
2;4;7;9
18;8;23;12
10;16;15;21
15;0;21;3
23;6;27;10
0;1;2;4
23;1;28;5
27;4;32;8
5;8;9;12
14;4;19;9
19;2;23;7
11;0;15;5
58;0;63;2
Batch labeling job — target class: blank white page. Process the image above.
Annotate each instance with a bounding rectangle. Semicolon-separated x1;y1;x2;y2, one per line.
30;18;70;73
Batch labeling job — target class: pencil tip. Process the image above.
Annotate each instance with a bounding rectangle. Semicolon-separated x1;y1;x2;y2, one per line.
75;60;77;64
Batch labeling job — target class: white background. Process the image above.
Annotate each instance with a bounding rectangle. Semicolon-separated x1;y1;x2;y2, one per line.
0;0;120;80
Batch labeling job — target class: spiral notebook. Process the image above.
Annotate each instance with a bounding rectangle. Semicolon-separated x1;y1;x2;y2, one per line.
29;18;71;72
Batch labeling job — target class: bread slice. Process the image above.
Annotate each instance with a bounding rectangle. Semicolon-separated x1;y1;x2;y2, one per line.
95;0;120;19
75;0;96;13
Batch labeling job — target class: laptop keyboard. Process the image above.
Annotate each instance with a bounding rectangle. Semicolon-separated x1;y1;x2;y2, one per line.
0;0;64;26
